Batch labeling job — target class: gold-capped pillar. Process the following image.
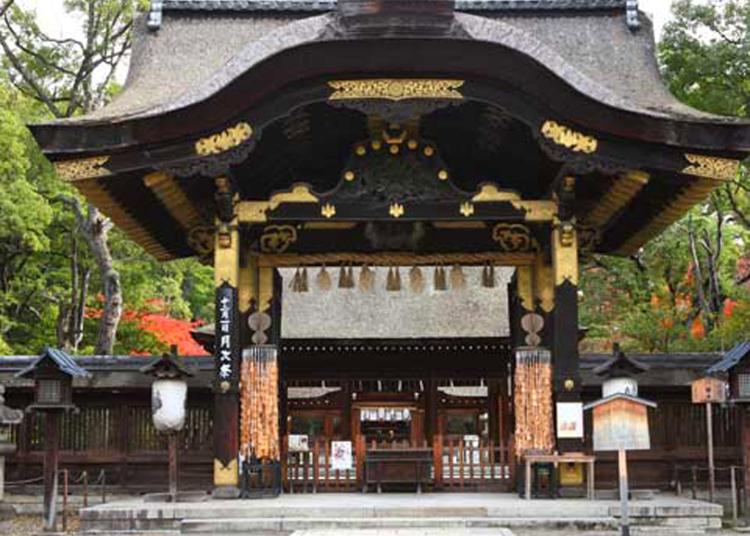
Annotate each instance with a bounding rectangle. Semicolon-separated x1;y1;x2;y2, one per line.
212;179;241;498
552;177;583;452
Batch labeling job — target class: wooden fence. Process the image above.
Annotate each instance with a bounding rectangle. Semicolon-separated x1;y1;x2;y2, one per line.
436;436;514;491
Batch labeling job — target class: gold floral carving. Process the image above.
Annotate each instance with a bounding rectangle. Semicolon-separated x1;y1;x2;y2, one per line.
540;120;598;154
321;203;336;219
683;154;741;181
459;202;475;217
54;156;110;181
328;79;465;101
195;122;253;156
492;223;536;252
213;459;239;487
260;225;298;254
389;203;405;218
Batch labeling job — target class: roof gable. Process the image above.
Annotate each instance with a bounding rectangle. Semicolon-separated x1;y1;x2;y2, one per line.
16;347;92;379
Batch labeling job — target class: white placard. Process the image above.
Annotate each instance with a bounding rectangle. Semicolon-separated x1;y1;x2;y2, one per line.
288;434;309;453
331;441;353;471
556;402;584;439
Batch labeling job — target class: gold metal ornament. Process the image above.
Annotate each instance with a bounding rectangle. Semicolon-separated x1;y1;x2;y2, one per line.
344;170;356;182
540;120;598;154
54;155;111;181
389;203;405;218
472;183;521;202
492;223;536;252
321;203;337;219
683;154;742;181
259;225;298;254
195;122;253;156
328;79;465;101
438;169;449;181
214;459;239;487
459;202;475;217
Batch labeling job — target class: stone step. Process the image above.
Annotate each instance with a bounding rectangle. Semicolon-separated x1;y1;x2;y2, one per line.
178;516;617;533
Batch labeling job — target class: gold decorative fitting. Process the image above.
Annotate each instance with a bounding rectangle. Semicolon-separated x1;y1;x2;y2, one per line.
389;203;405;218
195;122;252;156
492;223;536;252
564;379;575;391
423;146;435;157
321;203;336;219
553;223;578;286
344;170;356;182
260;225;298;254
540;120;598;154
472;183;521;202
683;154;741;181
213;459;239;487
268;184;319;209
408;140;418;150
558;222;576;247
371;140;382;151
459;202;475;217
389;145;400;155
328;79;465;101
438;170;449;181
355;145;367;156
54;155;110;181
218;229;233;249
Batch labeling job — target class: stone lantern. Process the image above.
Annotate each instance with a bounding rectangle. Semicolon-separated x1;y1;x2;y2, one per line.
140;346;194;502
0;385;23;502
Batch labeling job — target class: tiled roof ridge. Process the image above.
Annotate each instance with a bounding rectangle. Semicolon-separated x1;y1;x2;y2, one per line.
148;0;639;29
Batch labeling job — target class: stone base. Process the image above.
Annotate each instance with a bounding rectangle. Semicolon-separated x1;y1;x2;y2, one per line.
211;486;240;500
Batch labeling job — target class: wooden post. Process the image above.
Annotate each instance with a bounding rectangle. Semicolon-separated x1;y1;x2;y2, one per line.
43;411;60;532
433;434;443;489
168;433;179;502
552;181;583;453
706;402;715;503
731;465;738;527
213;211;241;497
618;448;630;536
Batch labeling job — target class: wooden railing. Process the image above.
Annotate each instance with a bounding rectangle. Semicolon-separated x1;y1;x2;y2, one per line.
284;435;514;492
435;436;514;491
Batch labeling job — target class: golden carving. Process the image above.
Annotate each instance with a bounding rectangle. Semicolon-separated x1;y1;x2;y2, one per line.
472;183;521;202
260;225;298;254
213;458;239;487
195;122;253;156
553;221;579;286
236;201;269;223
492;223;536;252
683;154;741;181
321;203;336;219
328;79;465;101
54;156;110;181
187;226;215;257
459;202;475;217
512;200;558;222
389;203;405;218
540;120;598;154
516;265;534;312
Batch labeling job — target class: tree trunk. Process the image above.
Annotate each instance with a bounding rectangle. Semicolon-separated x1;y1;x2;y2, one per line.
86;204;121;355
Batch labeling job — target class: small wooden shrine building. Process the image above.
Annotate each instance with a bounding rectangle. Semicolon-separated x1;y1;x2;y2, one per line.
28;0;750;494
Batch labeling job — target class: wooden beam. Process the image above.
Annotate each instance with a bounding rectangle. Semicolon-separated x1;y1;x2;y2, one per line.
257;251;535;267
143;171;204;231
586;171;649;228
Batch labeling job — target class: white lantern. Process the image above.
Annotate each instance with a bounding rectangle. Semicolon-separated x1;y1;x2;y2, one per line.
152;378;187;433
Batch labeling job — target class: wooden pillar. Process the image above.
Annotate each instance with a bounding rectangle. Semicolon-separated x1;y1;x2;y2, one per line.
43;410;61;531
212;206;241;497
552;177;583;453
488;378;501;445
424;378;438;446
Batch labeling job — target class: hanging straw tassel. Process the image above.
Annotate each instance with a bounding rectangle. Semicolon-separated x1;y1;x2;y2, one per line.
300;267;309;292
338;266;348;289
434;265;447;291
449;264;466;291
409;266;425;294
316;265;332;291
345;265;355;289
386;267;401;292
291;267;302;293
482;263;496;288
359;264;375;292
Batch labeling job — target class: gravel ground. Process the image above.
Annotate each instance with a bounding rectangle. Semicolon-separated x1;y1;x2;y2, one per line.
0;514;80;535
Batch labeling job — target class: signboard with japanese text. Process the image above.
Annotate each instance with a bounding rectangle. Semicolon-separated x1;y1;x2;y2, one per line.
215;282;239;388
556;402;584;439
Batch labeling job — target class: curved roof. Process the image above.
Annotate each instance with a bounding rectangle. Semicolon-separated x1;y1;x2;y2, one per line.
55;3;728;129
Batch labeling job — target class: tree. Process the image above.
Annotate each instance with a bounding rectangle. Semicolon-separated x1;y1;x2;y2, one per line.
0;0;143;353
